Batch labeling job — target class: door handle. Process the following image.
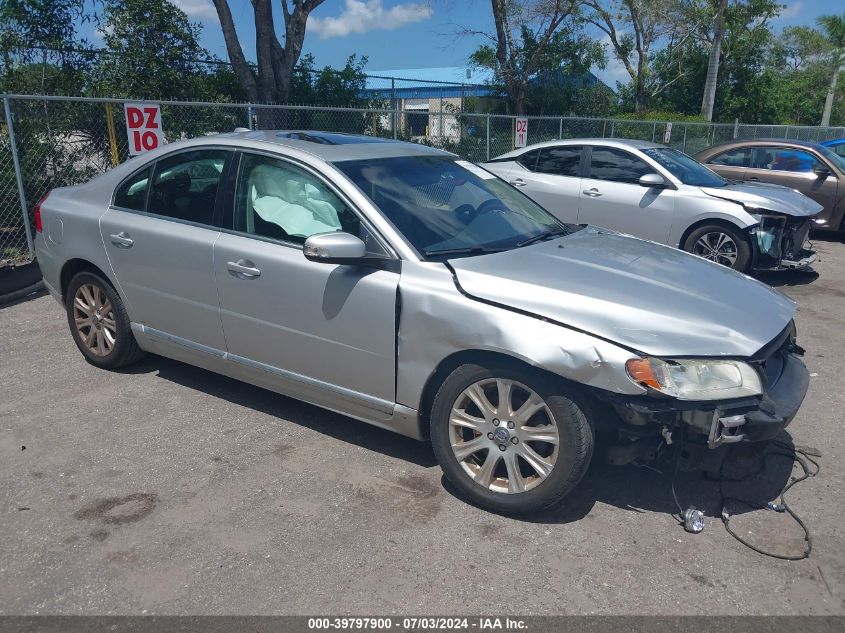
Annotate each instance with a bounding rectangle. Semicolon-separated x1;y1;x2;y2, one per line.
510;178;527;187
748;177;759;181
109;232;134;248
227;259;261;279
582;188;603;197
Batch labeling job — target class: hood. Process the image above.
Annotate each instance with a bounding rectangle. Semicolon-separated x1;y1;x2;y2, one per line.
449;227;795;358
701;181;823;217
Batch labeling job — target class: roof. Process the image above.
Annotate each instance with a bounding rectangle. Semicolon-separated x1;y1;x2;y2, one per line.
704;138;828;151
367;66;494;86
820;138;845;146
211;130;454;161
486;137;665;161
363;66;606;100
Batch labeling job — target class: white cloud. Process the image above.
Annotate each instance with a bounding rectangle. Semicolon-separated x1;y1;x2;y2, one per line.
308;0;432;39
777;2;803;20
592;34;632;88
169;0;219;22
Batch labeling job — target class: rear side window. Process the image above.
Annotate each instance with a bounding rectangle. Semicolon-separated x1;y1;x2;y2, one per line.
588;147;653;184
147;150;229;225
113;167;151;211
515;149;541;170
709;148;751;167
536;146;582;177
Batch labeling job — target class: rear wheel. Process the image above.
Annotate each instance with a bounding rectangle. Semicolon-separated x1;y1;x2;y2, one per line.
430;363;593;514
65;271;144;369
683;223;751;271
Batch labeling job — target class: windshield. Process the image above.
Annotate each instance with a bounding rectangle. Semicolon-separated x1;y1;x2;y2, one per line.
334;156;576;258
642;147;728;187
817;145;845;172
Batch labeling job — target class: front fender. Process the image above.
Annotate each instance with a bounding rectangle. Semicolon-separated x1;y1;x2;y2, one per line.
395;262;646;412
670;199;758;248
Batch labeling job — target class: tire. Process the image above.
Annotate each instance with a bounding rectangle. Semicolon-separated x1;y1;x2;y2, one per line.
683;223;751;272
65;271;144;369
430;363;593;514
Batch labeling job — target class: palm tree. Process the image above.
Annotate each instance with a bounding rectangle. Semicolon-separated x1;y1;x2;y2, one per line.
700;0;729;121
819;13;845;126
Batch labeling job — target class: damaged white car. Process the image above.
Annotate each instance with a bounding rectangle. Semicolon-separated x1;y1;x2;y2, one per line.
484;139;823;272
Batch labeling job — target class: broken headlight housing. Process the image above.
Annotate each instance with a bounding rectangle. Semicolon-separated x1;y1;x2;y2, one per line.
626;357;763;400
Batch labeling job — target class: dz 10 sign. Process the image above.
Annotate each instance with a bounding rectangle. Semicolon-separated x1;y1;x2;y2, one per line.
124;103;163;156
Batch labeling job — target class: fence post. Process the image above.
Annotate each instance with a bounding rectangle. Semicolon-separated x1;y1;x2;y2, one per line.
247;106;254;130
652;121;657;142
3;97;34;260
682;125;688;153
559;117;563;139
104;103;120;167
486;114;491;161
391;78;397;140
733;118;739;139
439;87;444;143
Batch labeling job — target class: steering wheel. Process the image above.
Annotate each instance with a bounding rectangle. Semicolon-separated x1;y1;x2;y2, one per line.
459;198;508;223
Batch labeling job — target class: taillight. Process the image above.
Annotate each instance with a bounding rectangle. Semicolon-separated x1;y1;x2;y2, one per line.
34;192;49;233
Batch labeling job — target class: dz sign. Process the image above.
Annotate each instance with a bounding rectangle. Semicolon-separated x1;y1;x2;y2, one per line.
124;103;163;156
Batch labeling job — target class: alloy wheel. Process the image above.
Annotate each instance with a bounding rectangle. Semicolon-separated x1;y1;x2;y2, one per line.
449;378;560;494
693;231;738;267
72;283;117;357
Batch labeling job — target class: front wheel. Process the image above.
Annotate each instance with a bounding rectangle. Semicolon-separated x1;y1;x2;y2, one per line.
430;363;593;514
683;223;751;271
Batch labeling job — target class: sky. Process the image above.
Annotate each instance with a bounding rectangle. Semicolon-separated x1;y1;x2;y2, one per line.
92;0;834;86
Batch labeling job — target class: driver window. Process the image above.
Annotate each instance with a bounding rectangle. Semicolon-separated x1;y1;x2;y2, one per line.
236;153;387;255
588;147;653;184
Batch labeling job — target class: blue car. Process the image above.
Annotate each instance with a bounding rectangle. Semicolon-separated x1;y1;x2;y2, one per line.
821;138;845;158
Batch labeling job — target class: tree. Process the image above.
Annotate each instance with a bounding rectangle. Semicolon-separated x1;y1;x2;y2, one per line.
581;0;686;112
212;0;325;106
700;0;728;120
0;0;92;94
91;0;211;99
467;0;592;115
818;13;845;126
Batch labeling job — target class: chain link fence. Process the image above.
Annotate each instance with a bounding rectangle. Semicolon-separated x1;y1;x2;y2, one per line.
2;93;845;267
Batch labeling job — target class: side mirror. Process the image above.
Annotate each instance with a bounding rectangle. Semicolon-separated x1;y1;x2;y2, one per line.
813;165;831;179
304;232;368;264
639;173;667;188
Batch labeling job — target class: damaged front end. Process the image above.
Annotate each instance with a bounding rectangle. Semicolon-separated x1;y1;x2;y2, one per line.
595;324;809;473
750;212;817;270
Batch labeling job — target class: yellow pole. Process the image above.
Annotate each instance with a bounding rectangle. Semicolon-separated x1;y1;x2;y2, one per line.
105;103;120;167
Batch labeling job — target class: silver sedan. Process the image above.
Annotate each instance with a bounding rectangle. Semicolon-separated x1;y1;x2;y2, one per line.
484;139;823;272
35;131;808;514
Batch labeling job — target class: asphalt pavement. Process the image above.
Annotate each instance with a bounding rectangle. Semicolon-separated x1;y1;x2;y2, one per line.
1;236;844;615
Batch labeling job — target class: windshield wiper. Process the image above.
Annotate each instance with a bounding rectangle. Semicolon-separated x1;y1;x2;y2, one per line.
423;245;506;258
516;227;569;248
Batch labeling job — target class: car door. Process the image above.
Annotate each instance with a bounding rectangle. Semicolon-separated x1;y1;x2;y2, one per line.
577;146;676;243
213;152;400;414
745;146;839;216
100;148;232;350
701;146;751;181
510;145;584;223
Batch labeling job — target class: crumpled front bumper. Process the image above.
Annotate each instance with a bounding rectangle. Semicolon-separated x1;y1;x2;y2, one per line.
705;353;809;447
603;351;809;465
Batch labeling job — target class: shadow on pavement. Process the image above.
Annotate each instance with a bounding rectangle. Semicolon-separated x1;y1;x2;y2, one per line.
443;434;800;526
118;354;438;468
117;355;806;528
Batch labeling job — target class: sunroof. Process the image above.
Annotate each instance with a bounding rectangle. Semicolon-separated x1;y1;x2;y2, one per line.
276;131;397;145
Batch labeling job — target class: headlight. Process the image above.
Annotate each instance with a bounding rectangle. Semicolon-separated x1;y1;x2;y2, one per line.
626;357;763;400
